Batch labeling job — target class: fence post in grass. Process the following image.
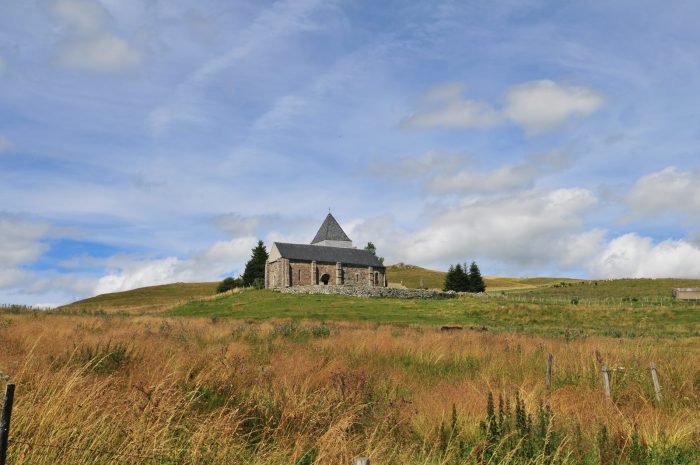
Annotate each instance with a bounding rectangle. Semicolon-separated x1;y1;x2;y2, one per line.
649;362;662;404
601;365;611;401
546;353;553;388
354;458;370;465
0;383;16;465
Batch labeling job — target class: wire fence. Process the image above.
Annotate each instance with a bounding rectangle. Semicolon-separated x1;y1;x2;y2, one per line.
495;294;700;308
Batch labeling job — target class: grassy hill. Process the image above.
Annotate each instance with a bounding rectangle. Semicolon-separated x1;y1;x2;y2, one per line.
386;263;447;289
507;277;700;299
386;263;578;291
169;288;700;338
57;282;219;313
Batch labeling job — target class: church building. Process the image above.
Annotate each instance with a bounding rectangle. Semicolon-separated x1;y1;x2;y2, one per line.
265;213;386;288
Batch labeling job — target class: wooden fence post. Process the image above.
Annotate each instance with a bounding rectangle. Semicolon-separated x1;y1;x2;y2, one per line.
354;458;370;465
0;384;16;465
649;362;662;403
546;353;553;388
601;365;611;400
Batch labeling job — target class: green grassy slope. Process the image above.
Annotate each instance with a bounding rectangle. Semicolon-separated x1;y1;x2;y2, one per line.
386;263;446;289
170;289;700;338
386;263;578;291
507;278;700;299
58;282;219;313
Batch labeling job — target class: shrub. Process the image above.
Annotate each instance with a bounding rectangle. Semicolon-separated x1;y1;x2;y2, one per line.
217;277;243;293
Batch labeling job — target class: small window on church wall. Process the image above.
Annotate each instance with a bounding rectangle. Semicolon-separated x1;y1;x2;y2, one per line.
355;273;359;282
298;269;301;281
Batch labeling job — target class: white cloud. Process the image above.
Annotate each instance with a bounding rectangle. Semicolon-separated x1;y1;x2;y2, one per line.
503;80;605;134
403;80;604;134
94;236;257;295
0;134;12;153
374;149;572;193
402;99;501;129
361;188;599;268
0;215;52;289
588;233;700;279
52;0;108;33
428;163;538;193
58;33;141;72
626;166;700;218
52;0;141;73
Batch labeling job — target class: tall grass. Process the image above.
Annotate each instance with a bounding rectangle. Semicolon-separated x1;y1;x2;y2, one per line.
0;314;698;464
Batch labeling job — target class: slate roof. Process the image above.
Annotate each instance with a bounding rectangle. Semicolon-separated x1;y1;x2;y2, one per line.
311;213;351;244
273;242;384;267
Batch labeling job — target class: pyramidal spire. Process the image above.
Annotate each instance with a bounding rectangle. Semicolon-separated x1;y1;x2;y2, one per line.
311;213;353;247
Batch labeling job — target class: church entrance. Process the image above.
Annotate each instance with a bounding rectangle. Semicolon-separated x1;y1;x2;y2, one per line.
320;273;330;285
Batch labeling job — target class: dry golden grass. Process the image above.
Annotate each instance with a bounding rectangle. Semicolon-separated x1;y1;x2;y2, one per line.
0;313;698;464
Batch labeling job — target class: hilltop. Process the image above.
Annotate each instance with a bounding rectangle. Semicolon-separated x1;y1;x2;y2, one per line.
386;262;580;291
57;282;218;314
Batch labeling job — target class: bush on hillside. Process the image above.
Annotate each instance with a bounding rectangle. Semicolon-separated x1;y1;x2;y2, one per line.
217;277;243;293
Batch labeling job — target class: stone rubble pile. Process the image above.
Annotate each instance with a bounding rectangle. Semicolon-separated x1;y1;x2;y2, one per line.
274;285;458;299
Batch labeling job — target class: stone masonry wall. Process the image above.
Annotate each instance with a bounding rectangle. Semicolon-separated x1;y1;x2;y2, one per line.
267;260;386;288
276;285;457;299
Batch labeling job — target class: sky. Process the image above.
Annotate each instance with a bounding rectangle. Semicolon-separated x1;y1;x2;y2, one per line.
2;0;700;306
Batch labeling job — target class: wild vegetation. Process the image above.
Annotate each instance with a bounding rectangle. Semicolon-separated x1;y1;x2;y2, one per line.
7;276;699;464
0;307;698;464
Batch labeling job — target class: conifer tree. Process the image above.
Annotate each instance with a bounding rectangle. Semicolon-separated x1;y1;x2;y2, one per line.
242;240;269;287
456;263;470;292
443;265;456;291
468;261;486;293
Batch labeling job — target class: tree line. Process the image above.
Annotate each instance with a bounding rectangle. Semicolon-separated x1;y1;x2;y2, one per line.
443;261;486;293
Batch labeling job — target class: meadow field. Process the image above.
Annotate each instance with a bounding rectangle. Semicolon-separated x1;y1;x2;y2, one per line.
2;280;700;464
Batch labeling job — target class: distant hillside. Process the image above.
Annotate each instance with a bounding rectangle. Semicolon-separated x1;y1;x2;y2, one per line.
58;266;581;313
386;263;447;289
387;263;578;291
57;282;219;314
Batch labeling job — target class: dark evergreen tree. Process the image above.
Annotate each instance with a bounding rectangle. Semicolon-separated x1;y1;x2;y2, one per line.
242;240;269;287
443;264;457;291
468;261;486;293
455;263;470;292
445;263;471;291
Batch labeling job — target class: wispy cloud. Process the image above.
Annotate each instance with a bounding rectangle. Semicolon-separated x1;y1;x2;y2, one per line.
0;134;12;153
148;0;330;134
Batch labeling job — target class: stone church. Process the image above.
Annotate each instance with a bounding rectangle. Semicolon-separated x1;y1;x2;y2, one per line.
265;213;386;288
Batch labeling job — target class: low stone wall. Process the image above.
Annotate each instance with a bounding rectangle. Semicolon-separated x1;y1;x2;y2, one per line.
275;285;457;299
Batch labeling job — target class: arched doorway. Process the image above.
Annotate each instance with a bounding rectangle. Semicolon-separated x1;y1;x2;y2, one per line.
374;272;379;286
320;273;330;285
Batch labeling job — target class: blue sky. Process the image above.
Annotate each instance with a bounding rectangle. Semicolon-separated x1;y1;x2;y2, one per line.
2;0;700;305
